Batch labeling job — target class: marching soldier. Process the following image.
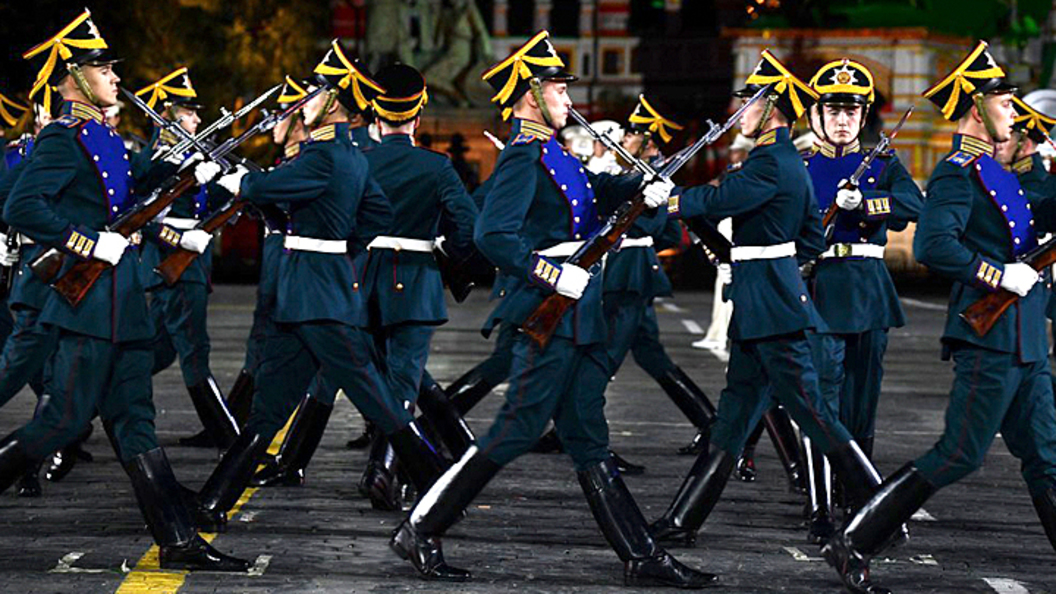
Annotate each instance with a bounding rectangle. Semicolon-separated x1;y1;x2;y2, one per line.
132;67;241;450
192;41;448;529
389;30;716;588
0;9;248;570
823;42;1056;594
650;50;888;548
801;58;923;542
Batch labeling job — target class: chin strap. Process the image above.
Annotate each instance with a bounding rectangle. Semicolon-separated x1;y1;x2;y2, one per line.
282;111;303;146
748;94;778;139
67;63;98;106
528;78;554;129
972;92;1001;142
308;89;337;128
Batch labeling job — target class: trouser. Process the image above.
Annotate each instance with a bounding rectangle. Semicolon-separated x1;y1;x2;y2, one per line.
16;329;157;463
915;343;1056;497
604;293;673;376
477;333;611;471
149;282;212;386
630;301;678;379
0;307;56;408
246;320;412;441
375;323;435;406
0;297;12;345
710;331;851;457
824;328;888;445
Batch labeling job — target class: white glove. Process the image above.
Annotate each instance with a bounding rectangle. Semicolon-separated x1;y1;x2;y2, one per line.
554;263;589;300
179;229;213;254
170;150;205;169
194;160;222;186
0;233;17;267
642;177;675;209
835;179;863;210
92;231;130;265
998;262;1040;297
216;165;248;195
716;263;732;286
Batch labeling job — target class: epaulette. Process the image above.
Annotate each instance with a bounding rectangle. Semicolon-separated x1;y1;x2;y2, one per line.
510;133;540;146
799;146;818;159
53;115;84;128
945;151;978;168
1012;155;1033;174
755;129;778;147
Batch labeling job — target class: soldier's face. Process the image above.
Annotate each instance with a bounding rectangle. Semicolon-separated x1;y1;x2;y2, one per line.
302;88;329;125
740;99;764;134
994;135;1019;165
173;106;200;135
983;92;1016;142
83;63;120;107
541;81;571;128
821;104;863;144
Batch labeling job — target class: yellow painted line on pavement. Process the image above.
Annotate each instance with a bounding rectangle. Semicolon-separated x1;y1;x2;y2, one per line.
113;412;296;594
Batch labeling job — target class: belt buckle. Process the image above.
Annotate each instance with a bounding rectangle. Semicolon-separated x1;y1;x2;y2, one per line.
835;243;851;258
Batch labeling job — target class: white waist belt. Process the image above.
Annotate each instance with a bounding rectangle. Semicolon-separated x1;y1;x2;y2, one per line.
618;236;654;249
284;235;347;254
367;236;435;253
819;243;885;260
162;217;199;230
730;241;796;262
538;241;585;258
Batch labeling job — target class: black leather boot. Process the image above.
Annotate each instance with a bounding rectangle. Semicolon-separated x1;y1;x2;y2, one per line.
0;433;33;495
16;465;42;497
610;449;645;475
579;458;719;588
251;395;332;487
125;448;250;572
761;406;806;495
531;426;564;453
804;436;834;544
346;421;376;450
1030;486;1056;554
822;464;935;594
182;376;240;450
197;432;270;529
650;449;736;547
390;446;500;581
388;420;448;494
44;424;93;482
226;369;255;428
417;380;475;458
657;366;717;458
445;366;501;415
735;422;763;482
358;434;402;510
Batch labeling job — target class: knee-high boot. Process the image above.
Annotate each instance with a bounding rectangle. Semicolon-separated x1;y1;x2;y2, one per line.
649;448;737;547
417;380;475;458
804;435;834;544
0;433;33;495
761;406;806;494
1031;487;1056;554
358;433;402;510
655;366;717;457
196;432;270;529
251;395;332;487
445;366;500;415
735;422;764;482
181;376;240;450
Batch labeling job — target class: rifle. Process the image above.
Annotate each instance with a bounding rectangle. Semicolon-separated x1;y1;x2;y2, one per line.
959;236;1056;336
821;105;914;236
520;84;769;348
153;196;245;285
151;84;280;163
36;87;322;306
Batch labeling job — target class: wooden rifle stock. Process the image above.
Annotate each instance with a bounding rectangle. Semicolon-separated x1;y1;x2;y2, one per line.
154;198;246;286
959;237;1056;337
521;198;648;348
50;170;198;307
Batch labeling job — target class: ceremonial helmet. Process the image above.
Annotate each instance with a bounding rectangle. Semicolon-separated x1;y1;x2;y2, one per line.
0;90;29;128
627;95;684;145
923;40;1015;122
809;59;875;106
733;49;818;124
312;40;386;116
135;67;202;112
482;30;577;121
372;63;428;125
1012;91;1056;144
22;9;120;112
277;75;310;107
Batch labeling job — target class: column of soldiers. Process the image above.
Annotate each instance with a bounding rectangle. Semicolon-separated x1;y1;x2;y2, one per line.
1;9;1056;593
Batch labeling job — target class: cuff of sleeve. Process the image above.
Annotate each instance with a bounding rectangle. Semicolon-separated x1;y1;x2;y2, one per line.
529;254;562;292
972;258;1004;292
62;226;99;261
667;193;681;217
862;192;892;218
158;225;183;248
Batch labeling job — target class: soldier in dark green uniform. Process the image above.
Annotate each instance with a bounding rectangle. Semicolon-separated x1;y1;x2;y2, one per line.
0;9;248;571
801;59;923;542
192;40;447;529
389;31;715;588
225;75;310;434
132;67;241;450
823;41;1056;594
650;50;887;549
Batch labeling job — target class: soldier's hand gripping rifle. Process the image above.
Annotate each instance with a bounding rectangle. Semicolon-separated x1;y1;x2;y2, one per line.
821;105;914;238
959;234;1056;336
37;86;321;307
520;84;770;348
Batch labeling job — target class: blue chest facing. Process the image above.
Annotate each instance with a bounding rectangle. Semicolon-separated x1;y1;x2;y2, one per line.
805;152;886;210
539;136;598;240
973;155;1037;257
73;119;134;221
4;137;33;169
